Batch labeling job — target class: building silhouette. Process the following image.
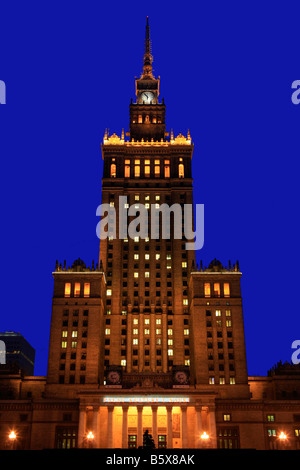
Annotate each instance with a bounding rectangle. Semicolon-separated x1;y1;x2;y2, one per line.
0;18;300;450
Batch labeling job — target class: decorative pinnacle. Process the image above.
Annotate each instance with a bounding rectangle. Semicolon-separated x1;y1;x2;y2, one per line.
143;16;153;77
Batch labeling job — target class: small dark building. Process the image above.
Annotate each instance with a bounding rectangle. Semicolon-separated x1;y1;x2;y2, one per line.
0;332;35;376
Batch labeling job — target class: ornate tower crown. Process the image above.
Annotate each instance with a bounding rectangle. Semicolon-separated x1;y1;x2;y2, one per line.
135;17;160;105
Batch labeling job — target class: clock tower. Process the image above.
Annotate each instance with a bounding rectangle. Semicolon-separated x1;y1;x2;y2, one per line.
129;17;166;142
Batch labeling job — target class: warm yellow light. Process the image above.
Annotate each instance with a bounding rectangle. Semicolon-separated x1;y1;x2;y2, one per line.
278;431;287;440
87;431;94;440
200;432;210;440
9;431;16;440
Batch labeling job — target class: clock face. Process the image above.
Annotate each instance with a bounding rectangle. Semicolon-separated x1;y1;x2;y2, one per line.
141;92;154;104
108;371;120;384
175;371;187;384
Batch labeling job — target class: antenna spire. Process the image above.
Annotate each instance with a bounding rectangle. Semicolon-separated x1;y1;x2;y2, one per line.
143;16;153;77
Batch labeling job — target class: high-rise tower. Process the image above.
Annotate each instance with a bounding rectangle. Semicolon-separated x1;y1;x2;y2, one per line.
100;17;195;380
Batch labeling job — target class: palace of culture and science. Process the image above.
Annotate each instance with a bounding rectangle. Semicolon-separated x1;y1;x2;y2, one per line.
0;18;300;451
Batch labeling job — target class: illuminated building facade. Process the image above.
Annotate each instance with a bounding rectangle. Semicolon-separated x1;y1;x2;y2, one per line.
0;18;300;451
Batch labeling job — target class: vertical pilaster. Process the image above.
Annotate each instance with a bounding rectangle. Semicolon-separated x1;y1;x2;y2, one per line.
181;406;188;448
78;406;86;448
151;405;158;447
122;406;129;448
107;406;114;448
137;406;143;448
195;406;203;448
166;406;173;449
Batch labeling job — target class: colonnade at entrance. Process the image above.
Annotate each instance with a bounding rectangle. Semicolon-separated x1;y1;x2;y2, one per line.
78;403;217;449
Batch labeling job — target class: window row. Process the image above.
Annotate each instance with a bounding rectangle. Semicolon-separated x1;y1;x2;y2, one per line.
61;341;87;349
64;282;90;298
204;282;230;298
209;377;236;385
110;158;185;179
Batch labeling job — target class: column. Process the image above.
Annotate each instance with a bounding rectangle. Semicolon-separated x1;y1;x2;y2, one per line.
151;406;158;447
166;406;173;449
208;406;217;448
137;406;143;448
195;406;203;448
92;406;99;448
127;312;132;372
138;312;144;372
78;406;86;448
107;406;114;448
162;312;168;372
181;406;188;448
122;406;129;449
150;314;156;371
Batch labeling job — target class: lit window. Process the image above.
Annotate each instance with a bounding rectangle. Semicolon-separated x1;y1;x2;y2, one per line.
183;299;188;305
156;254;160;260
125;160;130;178
155;195;160;201
156;319;161;325
144;329;150;335
106;289;112;296
74;283;80;298
84;283;90;298
145;195;150;201
105;329;110;335
145;203;150;209
135;195;140;201
64;283;71;298
168;339;173;345
223;414;231;422
215;310;221;317
145;237;150;242
134;272;139;278
133;329;138;335
145;254;150;260
144;319;150;325
209;377;215;384
226;320;232;327
219;377;225;384
121;360;126;366
72;331;78;338
156;329;162;335
224;283;230;297
110;201;114;207
166;254;171;260
134;160;140;177
182;261;187;268
62;331;68;338
156;338;162;345
164;159;170;178
168;349;173;356
226;310;231;317
204;283;211;298
61;341;67;349
145;159;150;177
154;159;160;177
179;163;184;178
267;415;275;422
71;341;77;349
184;329;189;335
145;272;150;278
268;429;276;437
110;163;116;178
134;254;139;260
168;329;173;336
155;203;160;209
167;263;172;270
214;283;220;297
138;115;142;123
133;318;138;325
133;339;138;345
230;377;236;385
185;359;190;366
134;236;139;242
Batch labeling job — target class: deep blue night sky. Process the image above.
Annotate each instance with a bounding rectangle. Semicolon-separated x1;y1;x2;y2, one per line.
0;2;299;377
